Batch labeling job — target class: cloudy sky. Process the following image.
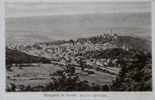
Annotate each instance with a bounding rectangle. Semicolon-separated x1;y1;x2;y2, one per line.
5;0;151;17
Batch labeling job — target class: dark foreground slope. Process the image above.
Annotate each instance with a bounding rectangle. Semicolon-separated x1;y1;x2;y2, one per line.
111;49;152;91
6;48;51;64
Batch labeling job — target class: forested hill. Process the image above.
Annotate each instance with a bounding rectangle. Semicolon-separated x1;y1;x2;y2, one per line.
113;36;151;52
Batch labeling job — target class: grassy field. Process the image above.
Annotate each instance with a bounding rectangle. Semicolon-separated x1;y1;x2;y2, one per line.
6;63;120;88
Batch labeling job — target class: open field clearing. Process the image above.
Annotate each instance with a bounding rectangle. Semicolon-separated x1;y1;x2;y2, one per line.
6;64;120;88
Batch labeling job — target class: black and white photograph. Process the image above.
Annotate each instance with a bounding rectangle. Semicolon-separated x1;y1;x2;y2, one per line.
5;0;152;92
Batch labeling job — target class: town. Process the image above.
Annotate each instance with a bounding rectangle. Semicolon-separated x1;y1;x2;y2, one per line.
6;33;152;91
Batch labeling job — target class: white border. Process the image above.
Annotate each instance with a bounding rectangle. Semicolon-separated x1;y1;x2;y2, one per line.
0;0;155;100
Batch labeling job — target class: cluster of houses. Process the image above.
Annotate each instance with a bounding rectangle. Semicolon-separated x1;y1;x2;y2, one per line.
36;36;121;69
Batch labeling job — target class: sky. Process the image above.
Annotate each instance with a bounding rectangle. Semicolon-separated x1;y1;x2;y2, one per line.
5;0;151;18
5;0;151;44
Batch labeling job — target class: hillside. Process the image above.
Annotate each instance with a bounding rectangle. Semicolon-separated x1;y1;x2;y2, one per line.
6;48;51;64
84;48;130;59
76;35;151;52
113;36;151;52
6;34;152;91
13;35;151;62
